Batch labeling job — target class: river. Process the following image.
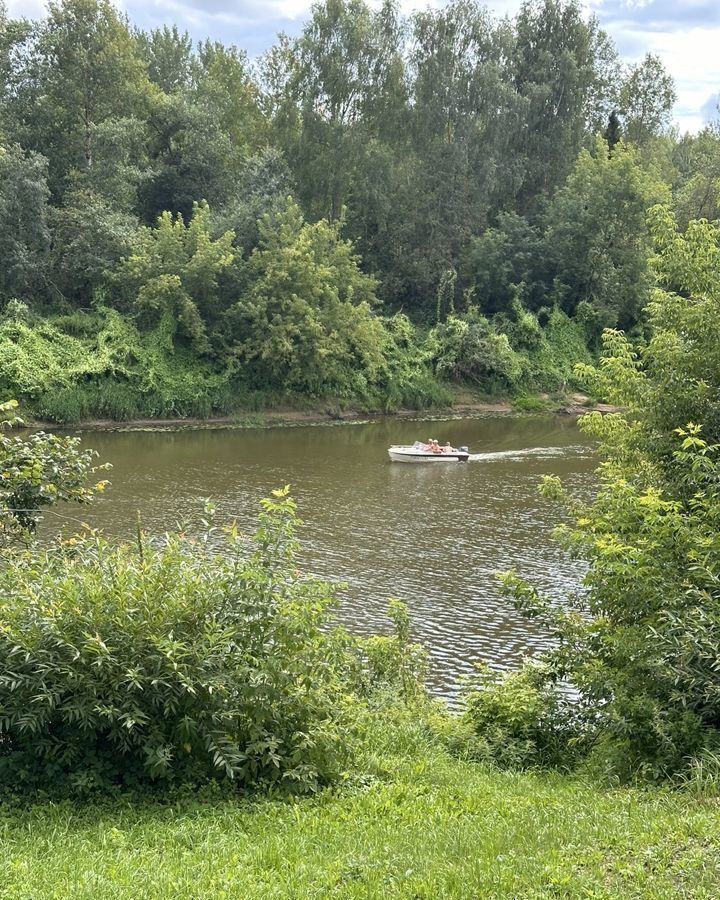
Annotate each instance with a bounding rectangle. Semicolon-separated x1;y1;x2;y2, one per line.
57;414;596;698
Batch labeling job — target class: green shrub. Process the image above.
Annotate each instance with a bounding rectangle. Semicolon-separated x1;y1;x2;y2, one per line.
502;422;720;781
0;309;235;422
512;395;548;412
0;399;107;544
354;600;427;702
462;663;578;770
514;307;591;393
0;489;358;794
94;380;140;420
35;385;92;424
429;312;523;392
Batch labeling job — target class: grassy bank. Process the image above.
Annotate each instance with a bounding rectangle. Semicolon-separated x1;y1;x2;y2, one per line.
28;397;513;432
25;390;611;433
2;723;719;899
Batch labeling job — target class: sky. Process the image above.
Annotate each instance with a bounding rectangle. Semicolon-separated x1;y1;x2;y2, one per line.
7;0;720;133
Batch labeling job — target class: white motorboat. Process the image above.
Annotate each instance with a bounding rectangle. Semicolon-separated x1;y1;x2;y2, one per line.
388;441;470;463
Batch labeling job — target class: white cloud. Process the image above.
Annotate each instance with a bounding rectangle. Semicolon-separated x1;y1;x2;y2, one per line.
633;26;719;131
586;0;720;132
7;0;46;17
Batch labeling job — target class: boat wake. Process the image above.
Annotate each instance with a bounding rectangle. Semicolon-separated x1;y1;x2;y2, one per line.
468;444;592;462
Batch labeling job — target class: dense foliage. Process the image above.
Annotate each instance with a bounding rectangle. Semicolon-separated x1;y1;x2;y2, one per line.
1;0;710;419
467;213;720;781
0;399;108;543
0;484;426;794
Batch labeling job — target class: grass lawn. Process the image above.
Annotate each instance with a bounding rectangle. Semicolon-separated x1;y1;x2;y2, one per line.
1;733;719;899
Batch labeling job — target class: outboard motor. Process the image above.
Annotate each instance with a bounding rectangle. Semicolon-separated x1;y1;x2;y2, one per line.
459;446;469;453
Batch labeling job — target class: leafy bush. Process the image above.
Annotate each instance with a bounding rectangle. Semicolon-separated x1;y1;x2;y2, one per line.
512;395;549;412
112;200;238;352
503;429;720;782
0;309;232;422
0;399;108;544
429;311;522;392
226;200;386;398
462;663;577;770
497;213;720;782
0;489;358;794
354;600;427;702
503;306;591;393
374;314;451;411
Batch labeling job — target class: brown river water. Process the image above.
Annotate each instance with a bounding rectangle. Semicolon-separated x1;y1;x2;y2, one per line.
49;414;596;698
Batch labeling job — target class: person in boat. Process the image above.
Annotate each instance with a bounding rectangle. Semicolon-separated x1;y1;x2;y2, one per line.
443;442;454;453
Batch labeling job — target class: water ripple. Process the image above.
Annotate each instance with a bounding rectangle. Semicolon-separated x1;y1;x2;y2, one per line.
61;415;596;699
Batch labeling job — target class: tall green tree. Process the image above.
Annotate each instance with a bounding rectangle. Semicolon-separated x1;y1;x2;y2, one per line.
542;137;669;332
619;53;676;148
275;0;408;224
136;25;194;94
509;0;620;213
194;40;267;156
9;0;157;198
673;126;720;229
462;211;544;316
138;95;239;223
113;201;237;353
49;189;136;303
398;0;512;310
0;144;50;304
226;200;386;396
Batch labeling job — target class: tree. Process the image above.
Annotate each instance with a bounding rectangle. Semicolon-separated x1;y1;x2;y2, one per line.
619;53;676;147
275;0;408;224
673;126;720;229
0;3;33;120
136;25;194;94
499;211;720;780
0;144;50;304
212;147;294;253
138;94;241;223
226;199;386;397
49;189;136;303
5;0;157;201
73;115;149;213
509;0;620;213
541;136;669;333
462;211;544;316
194;40;267;157
113;201;237;353
397;0;511;311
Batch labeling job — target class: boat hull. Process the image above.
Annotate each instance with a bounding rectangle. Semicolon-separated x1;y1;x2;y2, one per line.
388;447;469;463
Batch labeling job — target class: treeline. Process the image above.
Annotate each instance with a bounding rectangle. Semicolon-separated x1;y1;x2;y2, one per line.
0;0;718;419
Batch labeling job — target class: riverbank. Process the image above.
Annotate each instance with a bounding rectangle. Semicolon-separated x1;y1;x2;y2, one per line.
27;392;617;432
2;719;718;899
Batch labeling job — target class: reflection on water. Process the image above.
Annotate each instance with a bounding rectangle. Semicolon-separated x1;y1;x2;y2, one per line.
52;415;596;698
